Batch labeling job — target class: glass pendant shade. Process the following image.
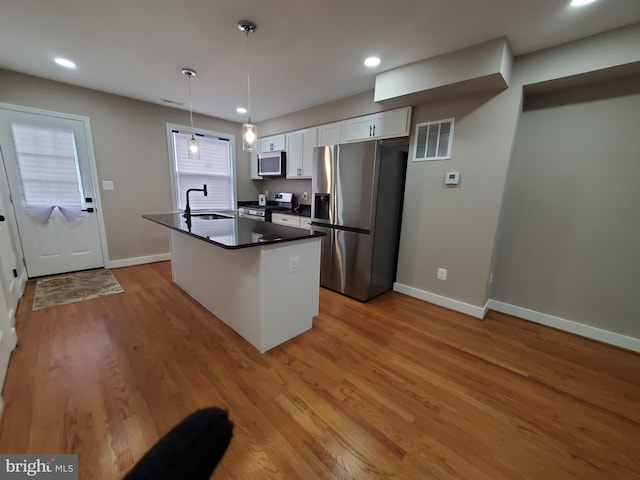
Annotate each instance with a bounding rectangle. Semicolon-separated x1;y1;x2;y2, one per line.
181;67;200;159
188;134;200;159
239;21;257;152
242;122;257;152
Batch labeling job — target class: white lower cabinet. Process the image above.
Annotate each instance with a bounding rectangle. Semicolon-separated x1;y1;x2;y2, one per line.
271;213;311;230
300;217;312;229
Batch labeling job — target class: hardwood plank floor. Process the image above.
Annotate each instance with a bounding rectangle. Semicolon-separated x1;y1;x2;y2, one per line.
0;261;638;479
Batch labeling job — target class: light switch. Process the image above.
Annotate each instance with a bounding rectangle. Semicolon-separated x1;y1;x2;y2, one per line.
102;180;114;190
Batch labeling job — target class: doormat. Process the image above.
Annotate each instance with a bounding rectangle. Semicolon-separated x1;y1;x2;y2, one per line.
33;269;124;311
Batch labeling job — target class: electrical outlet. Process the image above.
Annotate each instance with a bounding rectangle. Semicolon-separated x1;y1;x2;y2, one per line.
437;268;447;280
302;192;309;201
289;256;298;273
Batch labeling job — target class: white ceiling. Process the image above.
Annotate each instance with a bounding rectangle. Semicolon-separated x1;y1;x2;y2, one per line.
1;0;640;123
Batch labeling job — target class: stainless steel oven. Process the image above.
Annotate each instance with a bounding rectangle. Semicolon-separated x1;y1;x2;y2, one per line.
238;206;266;221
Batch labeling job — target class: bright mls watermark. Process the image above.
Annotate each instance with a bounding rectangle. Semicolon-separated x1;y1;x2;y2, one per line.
0;455;77;479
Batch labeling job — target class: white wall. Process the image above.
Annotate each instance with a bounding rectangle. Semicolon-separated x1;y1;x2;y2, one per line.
492;79;640;339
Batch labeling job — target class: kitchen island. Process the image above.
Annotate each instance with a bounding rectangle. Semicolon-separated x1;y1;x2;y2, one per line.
143;212;324;353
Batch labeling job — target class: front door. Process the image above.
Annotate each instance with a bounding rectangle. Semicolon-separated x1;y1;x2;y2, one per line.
0;107;104;278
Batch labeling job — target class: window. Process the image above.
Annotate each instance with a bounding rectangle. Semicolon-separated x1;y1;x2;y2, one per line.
11;123;83;206
167;125;236;212
413;118;454;161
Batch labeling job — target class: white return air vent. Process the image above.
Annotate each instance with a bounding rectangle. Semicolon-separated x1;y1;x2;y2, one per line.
413;118;454;161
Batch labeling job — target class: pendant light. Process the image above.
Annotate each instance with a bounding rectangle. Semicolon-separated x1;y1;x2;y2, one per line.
238;21;257;152
181;67;200;159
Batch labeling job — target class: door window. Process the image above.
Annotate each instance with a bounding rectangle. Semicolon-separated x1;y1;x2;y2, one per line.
11;123;83;206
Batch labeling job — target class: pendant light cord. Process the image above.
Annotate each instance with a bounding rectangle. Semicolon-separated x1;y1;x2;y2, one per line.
246;31;252;122
188;74;194;129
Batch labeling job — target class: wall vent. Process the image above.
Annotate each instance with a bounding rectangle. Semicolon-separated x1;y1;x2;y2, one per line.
413;118;454;161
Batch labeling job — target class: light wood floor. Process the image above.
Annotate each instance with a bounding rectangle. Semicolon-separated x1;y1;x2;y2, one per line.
0;261;638;479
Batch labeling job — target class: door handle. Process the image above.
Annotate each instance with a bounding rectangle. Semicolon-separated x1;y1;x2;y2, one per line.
82;207;95;213
0;215;5;222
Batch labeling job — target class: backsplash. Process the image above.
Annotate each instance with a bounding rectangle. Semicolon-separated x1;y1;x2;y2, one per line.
252;178;312;205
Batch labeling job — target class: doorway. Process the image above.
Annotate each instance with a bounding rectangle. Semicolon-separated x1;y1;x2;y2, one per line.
0;105;107;278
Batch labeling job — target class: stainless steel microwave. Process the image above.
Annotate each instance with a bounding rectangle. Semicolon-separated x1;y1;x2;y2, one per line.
258;151;286;176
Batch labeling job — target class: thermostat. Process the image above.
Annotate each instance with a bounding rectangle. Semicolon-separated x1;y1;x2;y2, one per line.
445;171;460;186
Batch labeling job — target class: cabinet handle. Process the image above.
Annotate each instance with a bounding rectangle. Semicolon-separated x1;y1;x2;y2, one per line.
372;124;376;136
369;125;372;137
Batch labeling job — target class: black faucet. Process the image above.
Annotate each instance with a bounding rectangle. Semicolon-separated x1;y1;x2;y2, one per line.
184;184;208;218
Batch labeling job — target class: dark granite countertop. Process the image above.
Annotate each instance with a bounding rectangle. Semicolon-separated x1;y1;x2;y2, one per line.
143;212;324;250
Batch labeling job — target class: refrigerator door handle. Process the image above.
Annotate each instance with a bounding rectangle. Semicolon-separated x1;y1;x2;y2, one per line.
331;146;337;225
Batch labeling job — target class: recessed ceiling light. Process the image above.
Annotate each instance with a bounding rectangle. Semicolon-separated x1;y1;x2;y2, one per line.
364;56;381;68
236;107;247;114
570;0;597;6
54;57;76;69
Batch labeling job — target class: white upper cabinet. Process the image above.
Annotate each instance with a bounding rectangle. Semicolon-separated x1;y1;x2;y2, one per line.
317;122;342;146
286;127;317;179
342;107;412;143
255;107;411;179
259;134;286;153
250;150;262;180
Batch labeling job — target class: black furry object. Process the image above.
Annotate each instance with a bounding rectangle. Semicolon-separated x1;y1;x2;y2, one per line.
123;407;233;480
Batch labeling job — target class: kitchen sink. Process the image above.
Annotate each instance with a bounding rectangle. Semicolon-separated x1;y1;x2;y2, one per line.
189;213;233;220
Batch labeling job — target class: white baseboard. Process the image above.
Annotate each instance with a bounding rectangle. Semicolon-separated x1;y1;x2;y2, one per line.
393;282;487;319
107;252;171;269
392;283;639;352
487;300;640;353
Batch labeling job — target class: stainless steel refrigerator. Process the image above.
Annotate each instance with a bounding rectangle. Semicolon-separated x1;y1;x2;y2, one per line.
311;140;407;301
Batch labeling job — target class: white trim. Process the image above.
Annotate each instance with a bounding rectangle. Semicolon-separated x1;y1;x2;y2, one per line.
393;282;487;319
82;113;111;268
108;252;171;269
487;300;640;353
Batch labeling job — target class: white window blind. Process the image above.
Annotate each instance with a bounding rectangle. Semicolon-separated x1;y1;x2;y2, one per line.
413;118;455;161
171;131;234;211
10;123;83;206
